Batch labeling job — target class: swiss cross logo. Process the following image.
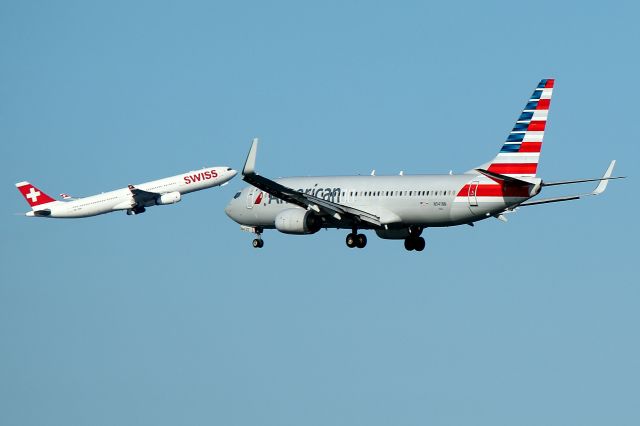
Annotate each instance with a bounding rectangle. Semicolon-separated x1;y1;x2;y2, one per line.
26;187;41;203
17;182;55;206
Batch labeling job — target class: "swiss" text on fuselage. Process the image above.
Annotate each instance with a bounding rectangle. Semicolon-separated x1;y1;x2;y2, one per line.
184;170;218;185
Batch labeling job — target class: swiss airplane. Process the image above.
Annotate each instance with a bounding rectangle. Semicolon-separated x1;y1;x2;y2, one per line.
16;166;237;218
225;79;623;250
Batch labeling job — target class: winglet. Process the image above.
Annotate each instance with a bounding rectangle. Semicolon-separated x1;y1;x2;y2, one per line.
242;138;259;176
593;160;616;195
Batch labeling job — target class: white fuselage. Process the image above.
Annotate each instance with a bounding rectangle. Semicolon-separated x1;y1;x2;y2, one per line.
31;167;237;218
225;173;537;234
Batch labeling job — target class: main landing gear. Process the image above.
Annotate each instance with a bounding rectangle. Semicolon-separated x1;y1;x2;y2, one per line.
346;229;367;249
404;226;426;251
404;236;425;251
126;206;146;215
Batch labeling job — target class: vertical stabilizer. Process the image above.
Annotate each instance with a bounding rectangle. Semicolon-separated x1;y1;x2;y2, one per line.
487;79;554;177
15;181;57;208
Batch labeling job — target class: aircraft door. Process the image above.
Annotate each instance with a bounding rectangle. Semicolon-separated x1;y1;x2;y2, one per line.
246;188;256;209
468;181;479;207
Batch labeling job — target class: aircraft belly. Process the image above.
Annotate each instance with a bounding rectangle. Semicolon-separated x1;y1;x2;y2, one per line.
397;200;454;225
52;207;99;218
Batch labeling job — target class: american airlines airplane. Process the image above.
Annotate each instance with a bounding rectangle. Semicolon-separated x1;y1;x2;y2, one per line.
225;79;623;250
16;166;237;218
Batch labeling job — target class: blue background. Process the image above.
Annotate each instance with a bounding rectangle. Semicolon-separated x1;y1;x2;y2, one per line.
1;1;638;425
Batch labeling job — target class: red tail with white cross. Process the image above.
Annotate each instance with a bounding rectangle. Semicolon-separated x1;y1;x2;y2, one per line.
15;181;57;208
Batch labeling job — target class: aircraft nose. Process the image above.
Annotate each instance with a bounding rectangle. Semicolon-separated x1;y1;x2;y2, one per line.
226;168;238;178
225;198;240;222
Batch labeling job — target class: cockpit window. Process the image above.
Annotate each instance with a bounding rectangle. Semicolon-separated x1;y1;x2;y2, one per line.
233;192;241;199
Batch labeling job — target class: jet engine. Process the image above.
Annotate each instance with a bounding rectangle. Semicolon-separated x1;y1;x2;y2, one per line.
275;209;322;235
157;191;182;205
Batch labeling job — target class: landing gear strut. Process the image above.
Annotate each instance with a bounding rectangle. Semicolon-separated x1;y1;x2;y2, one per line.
346;228;367;249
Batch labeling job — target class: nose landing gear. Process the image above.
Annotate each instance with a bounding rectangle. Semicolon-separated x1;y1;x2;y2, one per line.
247;226;264;249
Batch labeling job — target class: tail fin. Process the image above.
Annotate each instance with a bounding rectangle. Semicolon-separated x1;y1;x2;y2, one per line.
15;181;57;208
487;79;554;177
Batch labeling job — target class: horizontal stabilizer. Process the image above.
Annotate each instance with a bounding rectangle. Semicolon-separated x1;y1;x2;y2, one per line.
517;195;581;207
475;168;534;185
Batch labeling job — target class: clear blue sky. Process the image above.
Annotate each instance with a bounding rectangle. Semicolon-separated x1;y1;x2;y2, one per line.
1;1;638;425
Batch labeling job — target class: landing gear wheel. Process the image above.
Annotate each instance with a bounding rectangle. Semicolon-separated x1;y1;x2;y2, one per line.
356;233;367;248
414;236;425;252
404;238;415;251
252;238;264;248
346;233;357;248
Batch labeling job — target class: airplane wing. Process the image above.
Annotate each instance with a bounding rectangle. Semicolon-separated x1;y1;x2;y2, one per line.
516;160;622;207
241;139;382;227
127;185;160;205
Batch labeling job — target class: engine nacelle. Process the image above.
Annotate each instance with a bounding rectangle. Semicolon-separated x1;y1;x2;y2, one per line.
275;209;322;235
157;191;182;205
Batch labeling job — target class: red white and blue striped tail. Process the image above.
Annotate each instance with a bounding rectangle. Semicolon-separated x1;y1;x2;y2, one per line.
488;79;554;177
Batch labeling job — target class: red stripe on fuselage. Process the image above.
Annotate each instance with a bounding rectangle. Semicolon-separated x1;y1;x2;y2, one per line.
457;184;531;198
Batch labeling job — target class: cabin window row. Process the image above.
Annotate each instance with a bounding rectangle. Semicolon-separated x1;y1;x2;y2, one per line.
343;190;456;197
78;196;118;207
